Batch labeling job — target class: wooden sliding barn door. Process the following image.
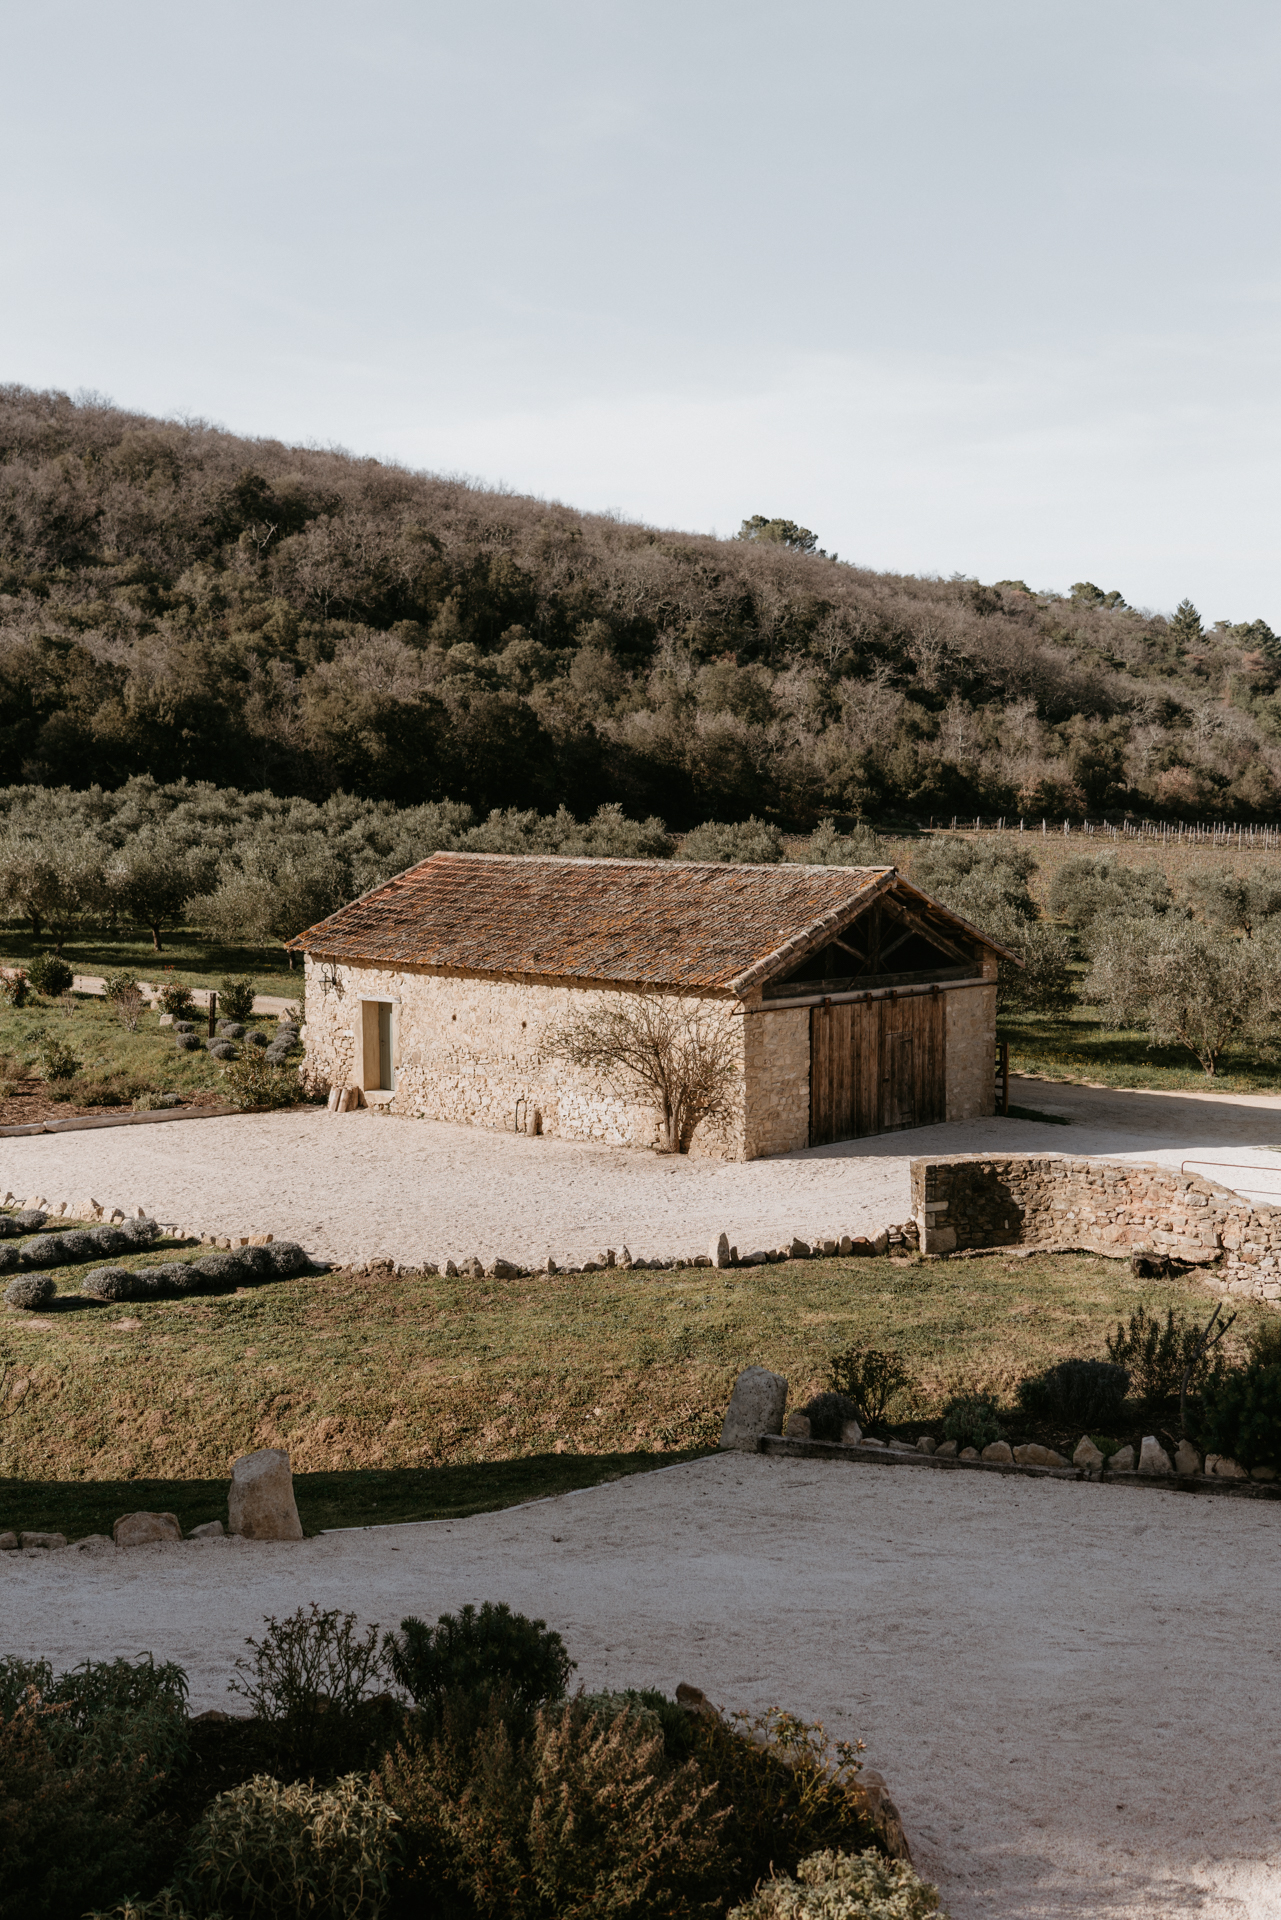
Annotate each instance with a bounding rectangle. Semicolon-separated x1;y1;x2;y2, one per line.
809;993;946;1144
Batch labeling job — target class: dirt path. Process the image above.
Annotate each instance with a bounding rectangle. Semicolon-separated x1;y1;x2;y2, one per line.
7;1454;1278;1919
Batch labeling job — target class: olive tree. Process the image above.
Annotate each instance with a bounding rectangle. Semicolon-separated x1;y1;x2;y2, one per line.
548;991;738;1153
1085;917;1275;1076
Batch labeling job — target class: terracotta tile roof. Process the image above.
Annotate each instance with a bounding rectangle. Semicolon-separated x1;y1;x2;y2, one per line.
288;853;1009;992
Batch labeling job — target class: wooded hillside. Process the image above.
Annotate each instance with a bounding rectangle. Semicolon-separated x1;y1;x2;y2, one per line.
3;384;1279;826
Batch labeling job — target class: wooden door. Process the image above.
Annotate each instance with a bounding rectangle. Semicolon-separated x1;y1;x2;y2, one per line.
809;993;945;1143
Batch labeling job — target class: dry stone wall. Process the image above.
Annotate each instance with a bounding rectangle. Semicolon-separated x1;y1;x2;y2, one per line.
912;1152;1281;1303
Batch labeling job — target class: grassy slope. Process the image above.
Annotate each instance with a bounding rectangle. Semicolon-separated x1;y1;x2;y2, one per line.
1;1227;1271;1537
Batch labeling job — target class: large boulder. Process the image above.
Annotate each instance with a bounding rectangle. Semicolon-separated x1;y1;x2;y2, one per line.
113;1511;181;1548
719;1365;788;1451
228;1448;304;1540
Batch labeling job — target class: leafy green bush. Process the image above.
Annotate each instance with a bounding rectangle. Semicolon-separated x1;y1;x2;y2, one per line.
175;1772;399;1920
1106;1305;1225;1407
800;1391;863;1441
229;1606;388;1779
156;981;195;1018
103;971;139;1002
36;1035;80;1082
828;1349;913;1426
381;1693;726;1919
217;977;257;1023
1;968;30;1007
1015;1359;1129;1427
385;1601;573;1715
220;1053;298;1110
689;1709;877;1904
27;954;74;998
0;1657;189;1919
1198;1359;1281;1470
729;1847;946;1920
676;817;785;863
940;1394;1003;1450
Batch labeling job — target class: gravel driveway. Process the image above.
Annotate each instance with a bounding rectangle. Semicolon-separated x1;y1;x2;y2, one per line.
8;1453;1279;1919
7;1077;1281;1266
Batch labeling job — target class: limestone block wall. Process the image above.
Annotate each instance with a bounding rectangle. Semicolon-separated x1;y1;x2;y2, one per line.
911;1152;1281;1300
302;957;750;1158
743;1005;810;1157
945;980;996;1122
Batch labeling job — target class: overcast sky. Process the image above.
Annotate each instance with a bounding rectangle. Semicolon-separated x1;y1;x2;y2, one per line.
4;2;1280;621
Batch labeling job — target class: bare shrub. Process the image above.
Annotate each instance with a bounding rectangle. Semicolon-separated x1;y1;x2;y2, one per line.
548;991;737;1153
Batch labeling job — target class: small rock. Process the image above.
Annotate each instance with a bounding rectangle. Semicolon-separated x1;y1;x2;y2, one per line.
619;1246;632;1266
840;1418;863;1445
459;1256;484;1278
981;1440;1014;1463
443;1259;459;1276
1139;1435;1174;1476
1073;1436;1105;1472
1174;1440;1201;1477
189;1519;225;1539
935;1440;958;1458
917;1436;937;1455
719;1366;789;1449
1212;1455;1248;1479
113;1511;182;1548
1250;1463;1278;1481
20;1532;66;1550
784;1411;812;1439
860;1436;886;1448
1014;1443;1070;1468
66;1534;115;1555
1109;1444;1137;1473
541;1257;558;1274
487;1258;519;1279
228;1447;303;1540
710;1232;731;1269
788;1238;811;1258
959;1446;979;1460
0;1531;17;1550
845;1236;879;1256
820;1238;838;1257
839;1235;854;1255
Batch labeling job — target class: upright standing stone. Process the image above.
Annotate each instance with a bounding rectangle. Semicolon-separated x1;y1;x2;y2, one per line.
719;1366;788;1450
228;1448;304;1540
1139;1435;1174;1476
710;1233;731;1269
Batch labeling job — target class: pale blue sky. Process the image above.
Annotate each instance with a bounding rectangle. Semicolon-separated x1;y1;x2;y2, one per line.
4;2;1280;620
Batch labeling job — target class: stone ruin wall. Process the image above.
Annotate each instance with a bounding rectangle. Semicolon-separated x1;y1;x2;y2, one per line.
912;1151;1281;1303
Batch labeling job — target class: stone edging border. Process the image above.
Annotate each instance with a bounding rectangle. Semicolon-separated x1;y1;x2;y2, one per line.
760;1432;1281;1498
0;1103;239;1139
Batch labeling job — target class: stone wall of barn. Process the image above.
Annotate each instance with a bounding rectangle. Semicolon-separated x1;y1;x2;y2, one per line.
742;1005;810;1157
300;957;750;1158
945;978;998;1122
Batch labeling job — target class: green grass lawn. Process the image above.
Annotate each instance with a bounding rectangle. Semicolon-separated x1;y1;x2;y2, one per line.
0;920;299;998
1002;1004;1281;1094
1;1220;1272;1539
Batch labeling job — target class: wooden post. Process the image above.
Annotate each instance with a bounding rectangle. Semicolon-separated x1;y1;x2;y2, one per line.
207;991;217;1038
997;1038;1009;1115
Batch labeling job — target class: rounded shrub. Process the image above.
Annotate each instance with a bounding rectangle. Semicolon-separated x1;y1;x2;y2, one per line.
104;969;139;1002
117;1218;161;1247
0;1245;20;1273
21;1233;72;1267
238;1244;276;1277
149;1261;204;1294
1198;1359;1281;1470
82;1266;139;1301
157;981;195;1018
263;1046;290;1066
176;1033;204;1053
246;1030;270;1049
800;1391;863;1441
208;1040;238;1060
265;1240;309;1277
4;1272;55;1310
386;1599;574;1712
191;1249;249;1286
941;1393;1004;1451
53;1229;96;1262
216;1020;247;1039
1016;1358;1129;1427
729;1847;945;1920
0;1209;47;1237
27;954;74;998
172;1019;195;1034
87;1223;130;1255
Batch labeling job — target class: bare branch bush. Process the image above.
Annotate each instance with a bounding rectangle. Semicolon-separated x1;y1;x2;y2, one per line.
547;991;738;1153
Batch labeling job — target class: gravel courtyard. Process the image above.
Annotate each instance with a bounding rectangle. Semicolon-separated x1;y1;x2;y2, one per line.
8;1453;1279;1920
7;1077;1281;1267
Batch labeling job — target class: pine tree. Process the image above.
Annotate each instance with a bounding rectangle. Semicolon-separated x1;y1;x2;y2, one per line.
1169;598;1204;647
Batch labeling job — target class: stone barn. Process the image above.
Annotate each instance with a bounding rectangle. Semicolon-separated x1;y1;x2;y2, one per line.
289;852;1013;1160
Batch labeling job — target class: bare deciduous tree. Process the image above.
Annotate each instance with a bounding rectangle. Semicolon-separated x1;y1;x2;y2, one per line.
548;992;738;1154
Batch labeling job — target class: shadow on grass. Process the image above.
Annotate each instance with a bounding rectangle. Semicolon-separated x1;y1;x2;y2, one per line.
0;1449;712;1542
